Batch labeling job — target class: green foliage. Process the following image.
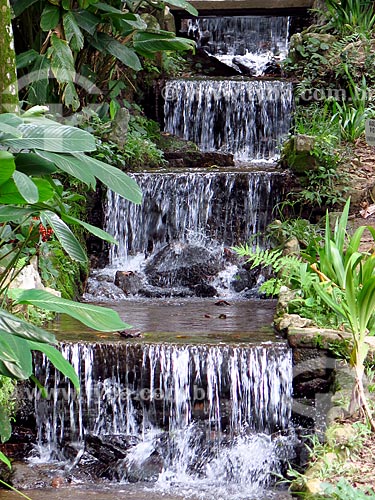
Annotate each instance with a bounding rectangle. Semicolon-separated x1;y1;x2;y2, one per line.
0;376;16;444
323;479;375;499
282;103;348;210
0;106;143;476
72;106;166;169
330;75;375;142
320;0;375;36
14;0;197;110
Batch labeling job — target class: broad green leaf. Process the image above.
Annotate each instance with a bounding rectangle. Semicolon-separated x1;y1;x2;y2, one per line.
73;153;142;203
165;0;198;16
12;171;39;204
92;33;142;71
73;10;99;35
0;152;16;186
48;34;76;83
0;122;22;138
47;34;80;110
0;332;33;380
93;2;124;13
0;177;54;204
40;211;88;263
15;153;58;176
4;123;96;153
133;31;196;54
26;105;58;118
29;342;80;390
36;151;96;186
40;4;60;31
16;49;40;70
0;179;29;204
27;55;50;105
0;206;36;222
62;213;118;244
12;289;133;332
0;451;11;469
12;0;39;16
0;114;23;128
63;11;84;52
0;308;57;344
62;81;81;111
0;114;23;138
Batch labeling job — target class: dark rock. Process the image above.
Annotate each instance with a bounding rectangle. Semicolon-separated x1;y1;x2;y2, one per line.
144;242;224;288
84;279;126;301
114;271;144;295
193;283;218;297
263;61;282;76
119;329;142;339
164;150;234;169
233;57;256;76
85;434;140;463
231;268;258;292
186;48;241;77
125;451;164;483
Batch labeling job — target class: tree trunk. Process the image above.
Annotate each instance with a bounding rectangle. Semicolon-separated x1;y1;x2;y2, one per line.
0;0;19;112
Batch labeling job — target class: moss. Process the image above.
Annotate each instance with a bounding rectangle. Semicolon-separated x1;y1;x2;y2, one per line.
51;248;88;299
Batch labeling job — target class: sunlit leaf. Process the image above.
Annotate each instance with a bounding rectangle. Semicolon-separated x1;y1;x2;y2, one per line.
0;152;16;186
73;153;142;204
11;289;133;332
40;211;88;263
12;171;39;204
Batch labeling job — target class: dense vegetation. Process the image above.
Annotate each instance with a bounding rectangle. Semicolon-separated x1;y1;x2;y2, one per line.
238;1;375;496
0;0;197;489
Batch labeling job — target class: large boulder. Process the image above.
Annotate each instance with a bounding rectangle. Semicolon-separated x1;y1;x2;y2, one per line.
114;271;144;295
144;242;224;288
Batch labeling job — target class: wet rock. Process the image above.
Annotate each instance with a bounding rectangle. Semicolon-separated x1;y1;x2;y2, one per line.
125;451;164;482
164;150;234;169
144;242;224;288
84;278;126;301
11;461;60;489
85;434;141;462
186;48;242;77
263;61;282;76
231;268;258;292
232;57;256;76
193;283;218;297
114;271;144;295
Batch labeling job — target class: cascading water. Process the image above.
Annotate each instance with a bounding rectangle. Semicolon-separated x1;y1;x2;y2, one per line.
186;16;290;76
105;170;284;266
16;13;300;500
164;79;293;161
30;341;295;497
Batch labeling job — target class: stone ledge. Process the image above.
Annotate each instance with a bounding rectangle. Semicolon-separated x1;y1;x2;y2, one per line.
288;327;350;349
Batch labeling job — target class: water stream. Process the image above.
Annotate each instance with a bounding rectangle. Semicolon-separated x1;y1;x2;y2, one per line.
6;12;299;500
186;16;290;76
164;80;293;161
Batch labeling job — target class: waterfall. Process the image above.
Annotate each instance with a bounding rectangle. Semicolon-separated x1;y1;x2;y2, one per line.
105;170;284;266
186;16;290;76
30;341;294;491
164;79;293;161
